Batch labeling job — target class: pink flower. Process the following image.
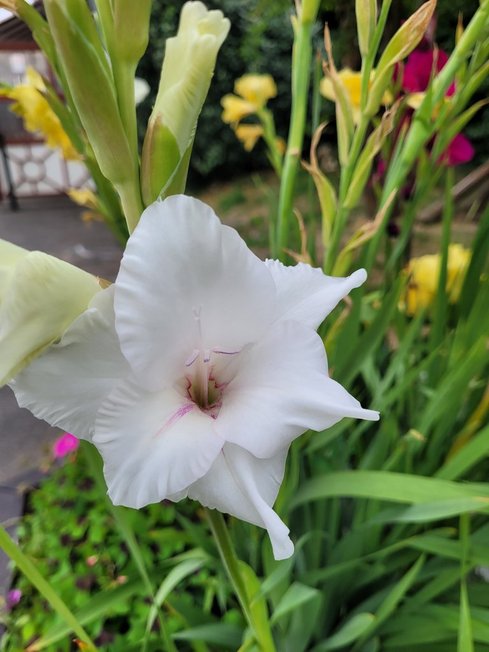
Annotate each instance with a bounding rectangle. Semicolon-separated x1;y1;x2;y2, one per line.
403;49;455;96
6;588;22;609
444;133;475;166
53;432;79;459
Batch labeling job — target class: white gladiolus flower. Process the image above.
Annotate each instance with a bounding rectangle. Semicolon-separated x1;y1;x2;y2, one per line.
12;195;379;559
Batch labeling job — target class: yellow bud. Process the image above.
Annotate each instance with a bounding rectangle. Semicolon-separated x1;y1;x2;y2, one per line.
0;240;102;385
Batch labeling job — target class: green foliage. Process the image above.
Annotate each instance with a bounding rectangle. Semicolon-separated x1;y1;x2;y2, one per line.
1;451;239;651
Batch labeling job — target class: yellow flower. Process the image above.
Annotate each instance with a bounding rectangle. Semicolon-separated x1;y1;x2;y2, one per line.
320;68;391;123
234;74;277;106
401;244;471;316
321;68;363;123
0;68;79;160
67;188;99;210
221;94;257;124
235;124;263;151
221;73;277;124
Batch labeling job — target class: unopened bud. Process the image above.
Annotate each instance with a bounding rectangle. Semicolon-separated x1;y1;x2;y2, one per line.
141;2;230;204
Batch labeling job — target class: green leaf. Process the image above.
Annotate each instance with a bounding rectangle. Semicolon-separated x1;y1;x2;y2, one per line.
291;470;489;509
146;557;207;634
271;582;320;624
239;561;275;651
27;579;143;650
0;526;97;651
317;613;375;650
353;555;425;649
172;623;244;647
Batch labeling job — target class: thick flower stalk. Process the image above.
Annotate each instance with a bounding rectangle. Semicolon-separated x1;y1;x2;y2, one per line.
141;2;230;204
11;196;378;560
0;240;102;385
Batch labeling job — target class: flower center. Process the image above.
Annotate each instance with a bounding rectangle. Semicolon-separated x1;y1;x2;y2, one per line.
185;350;223;417
182;307;239;418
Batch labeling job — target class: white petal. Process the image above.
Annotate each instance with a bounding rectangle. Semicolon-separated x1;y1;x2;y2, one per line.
11;287;129;440
216;320;379;458
265;260;367;329
93;377;224;508
114;195;276;390
187;443;293;560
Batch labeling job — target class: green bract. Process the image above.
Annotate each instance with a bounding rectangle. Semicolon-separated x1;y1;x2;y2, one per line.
0;239;101;385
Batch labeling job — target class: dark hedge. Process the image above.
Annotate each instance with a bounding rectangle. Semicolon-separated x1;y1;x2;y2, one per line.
136;0;486;186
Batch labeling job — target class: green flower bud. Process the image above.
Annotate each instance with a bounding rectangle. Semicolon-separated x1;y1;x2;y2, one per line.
355;0;377;58
44;0;134;186
365;0;436;116
112;0;152;64
141;1;230;204
0;240;101;385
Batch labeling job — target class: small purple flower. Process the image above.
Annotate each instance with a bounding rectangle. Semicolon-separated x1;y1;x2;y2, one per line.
6;588;22;609
53;432;79;459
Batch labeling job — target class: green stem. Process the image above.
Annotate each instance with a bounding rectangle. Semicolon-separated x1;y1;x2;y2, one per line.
258;108;283;178
365;0;489;271
206;510;254;623
117;176;144;234
324;115;370;273
360;0;393;109
0;525;97;651
113;61;139;165
206;509;275;651
275;11;318;260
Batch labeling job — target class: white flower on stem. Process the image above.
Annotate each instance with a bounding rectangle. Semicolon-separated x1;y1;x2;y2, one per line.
12;195;379;560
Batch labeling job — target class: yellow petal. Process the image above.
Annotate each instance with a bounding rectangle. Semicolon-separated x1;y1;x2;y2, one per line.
221;94;256;123
401;244;471;315
68;187;99;210
235;124;263;151
234;73;277;107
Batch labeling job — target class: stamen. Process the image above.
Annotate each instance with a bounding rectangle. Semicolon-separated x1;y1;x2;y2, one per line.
212;348;241;356
185;349;200;367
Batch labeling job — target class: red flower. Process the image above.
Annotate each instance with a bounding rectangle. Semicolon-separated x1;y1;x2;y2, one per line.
444;133;475;166
403;49;455;96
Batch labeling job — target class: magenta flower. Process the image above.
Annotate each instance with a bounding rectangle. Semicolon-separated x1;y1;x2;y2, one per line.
6;588;22;609
53;432;79;458
403;49;455;95
444;133;475;166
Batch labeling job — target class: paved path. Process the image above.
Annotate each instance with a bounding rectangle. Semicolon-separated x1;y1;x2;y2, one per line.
0;195;122;486
0;195;123;597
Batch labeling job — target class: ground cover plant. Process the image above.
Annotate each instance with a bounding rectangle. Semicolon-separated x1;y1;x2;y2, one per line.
0;0;488;650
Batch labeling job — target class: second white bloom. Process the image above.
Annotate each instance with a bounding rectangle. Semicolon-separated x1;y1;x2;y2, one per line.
12;195;378;559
